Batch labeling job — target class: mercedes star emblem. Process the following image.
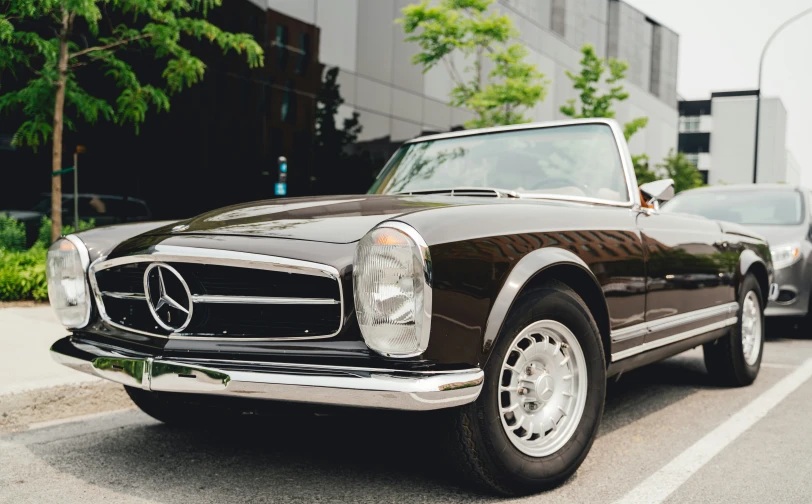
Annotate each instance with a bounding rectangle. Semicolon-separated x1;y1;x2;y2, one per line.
143;263;193;333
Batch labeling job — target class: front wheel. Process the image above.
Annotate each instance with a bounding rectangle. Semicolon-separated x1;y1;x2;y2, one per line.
703;273;764;386
446;281;606;495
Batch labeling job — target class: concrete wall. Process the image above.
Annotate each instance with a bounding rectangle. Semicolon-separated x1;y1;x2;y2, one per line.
706;96;788;185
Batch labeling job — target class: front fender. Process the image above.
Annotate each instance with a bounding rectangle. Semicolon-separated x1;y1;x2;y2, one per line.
481;247;607;358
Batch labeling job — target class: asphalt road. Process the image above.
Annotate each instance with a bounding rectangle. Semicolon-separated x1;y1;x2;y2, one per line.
3;329;812;504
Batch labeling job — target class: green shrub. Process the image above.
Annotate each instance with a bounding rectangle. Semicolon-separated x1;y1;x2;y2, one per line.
36;216;95;248
0;216;95;301
0;246;48;301
0;213;26;251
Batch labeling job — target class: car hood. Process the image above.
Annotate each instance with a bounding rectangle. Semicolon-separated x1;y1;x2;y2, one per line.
743;224;806;247
156;194;497;244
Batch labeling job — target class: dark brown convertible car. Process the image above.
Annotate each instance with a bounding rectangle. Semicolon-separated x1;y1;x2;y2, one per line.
47;119;775;495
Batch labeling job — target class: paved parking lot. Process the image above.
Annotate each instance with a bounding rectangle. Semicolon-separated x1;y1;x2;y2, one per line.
2;312;812;503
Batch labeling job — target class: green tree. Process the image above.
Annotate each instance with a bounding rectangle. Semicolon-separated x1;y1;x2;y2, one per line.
656;149;704;193
559;45;655;183
399;0;547;128
0;0;263;242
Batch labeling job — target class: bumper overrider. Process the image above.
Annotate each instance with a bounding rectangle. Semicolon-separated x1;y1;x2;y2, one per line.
50;337;484;411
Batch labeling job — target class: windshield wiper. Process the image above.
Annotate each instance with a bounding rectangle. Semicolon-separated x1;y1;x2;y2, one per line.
395;187;520;198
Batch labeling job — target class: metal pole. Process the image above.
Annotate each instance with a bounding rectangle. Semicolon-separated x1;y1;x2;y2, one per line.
752;6;812;184
73;151;78;229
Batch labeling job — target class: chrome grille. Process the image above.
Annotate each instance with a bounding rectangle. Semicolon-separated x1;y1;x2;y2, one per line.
89;246;343;340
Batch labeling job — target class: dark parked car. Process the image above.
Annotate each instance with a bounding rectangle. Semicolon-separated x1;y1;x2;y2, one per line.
3;193;151;246
46;119;774;495
664;184;809;325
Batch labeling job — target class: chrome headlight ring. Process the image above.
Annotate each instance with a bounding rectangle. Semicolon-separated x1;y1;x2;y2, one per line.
353;221;432;358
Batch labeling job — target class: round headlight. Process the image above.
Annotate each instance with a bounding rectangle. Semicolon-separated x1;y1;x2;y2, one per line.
46;236;91;328
353;222;432;357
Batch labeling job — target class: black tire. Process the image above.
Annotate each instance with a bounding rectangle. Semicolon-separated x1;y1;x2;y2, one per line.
703;274;764;386
446;280;606;495
125;386;239;426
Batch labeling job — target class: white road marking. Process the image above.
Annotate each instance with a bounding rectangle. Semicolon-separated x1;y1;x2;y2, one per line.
613;358;812;504
761;362;799;370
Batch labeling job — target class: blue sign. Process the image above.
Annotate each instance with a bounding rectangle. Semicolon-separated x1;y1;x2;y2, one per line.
279;162;288;173
275;182;287;196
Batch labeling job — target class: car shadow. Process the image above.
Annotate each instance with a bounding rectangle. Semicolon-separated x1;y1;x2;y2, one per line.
601;351;716;436
25;353;719;502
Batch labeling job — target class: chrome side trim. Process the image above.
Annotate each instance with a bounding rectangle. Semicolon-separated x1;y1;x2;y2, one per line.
88;246;344;342
50;337;482;411
63;234;93;329
610;302;739;345
646;302;738;334
610;325;648;343
611;317;738;361
360;221;433;359
102;291;147;300
191;295;340;305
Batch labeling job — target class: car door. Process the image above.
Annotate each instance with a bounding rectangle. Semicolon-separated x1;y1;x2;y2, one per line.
636;210;734;347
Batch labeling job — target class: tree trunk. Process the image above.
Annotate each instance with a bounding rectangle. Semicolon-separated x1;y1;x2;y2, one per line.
51;9;70;243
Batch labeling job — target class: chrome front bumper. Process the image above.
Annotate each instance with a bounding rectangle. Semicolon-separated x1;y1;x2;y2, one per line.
50;337;484;411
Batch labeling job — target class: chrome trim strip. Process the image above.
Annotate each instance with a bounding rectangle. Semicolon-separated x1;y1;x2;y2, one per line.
62;234;93;329
360;221;433;359
50;337;483;411
611;302;739;344
88;247;344;342
102;291;147;300
166;356;480;375
647;302;738;334
191;294;340;305
401;118;639;209
611;316;738;361
610;325;648;343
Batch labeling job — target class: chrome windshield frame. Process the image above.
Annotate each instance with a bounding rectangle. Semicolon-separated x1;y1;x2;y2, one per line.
377;118;641;210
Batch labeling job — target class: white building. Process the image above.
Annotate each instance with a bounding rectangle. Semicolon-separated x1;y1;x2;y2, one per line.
262;0;680;166
679;90;799;186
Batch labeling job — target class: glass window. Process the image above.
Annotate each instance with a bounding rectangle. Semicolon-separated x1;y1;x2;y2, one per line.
663;189;803;226
370;124;629;202
680;115;700;132
275;25;289;70
297;33;310;74
684;152;699;167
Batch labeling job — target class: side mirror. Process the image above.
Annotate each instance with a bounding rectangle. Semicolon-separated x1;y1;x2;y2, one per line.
639;179;675;211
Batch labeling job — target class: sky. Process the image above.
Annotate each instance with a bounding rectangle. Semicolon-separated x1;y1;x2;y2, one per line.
624;0;812;186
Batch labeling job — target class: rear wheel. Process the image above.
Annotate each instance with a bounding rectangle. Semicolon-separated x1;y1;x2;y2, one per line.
703;274;764;386
446;281;606;495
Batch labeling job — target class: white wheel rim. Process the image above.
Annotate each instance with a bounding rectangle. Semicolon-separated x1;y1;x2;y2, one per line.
741;291;762;366
498;320;588;457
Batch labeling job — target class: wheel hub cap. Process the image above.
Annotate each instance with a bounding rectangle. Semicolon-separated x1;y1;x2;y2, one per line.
741;291;762;366
499;320;588;457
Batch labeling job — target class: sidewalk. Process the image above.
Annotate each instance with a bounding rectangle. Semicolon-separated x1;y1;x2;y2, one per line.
0;306;98;395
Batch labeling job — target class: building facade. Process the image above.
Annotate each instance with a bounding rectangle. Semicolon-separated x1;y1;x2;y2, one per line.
678;90;800;186
1;0;679;220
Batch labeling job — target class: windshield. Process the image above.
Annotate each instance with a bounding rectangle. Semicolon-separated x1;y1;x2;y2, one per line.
369;124;629;202
663;189;804;226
